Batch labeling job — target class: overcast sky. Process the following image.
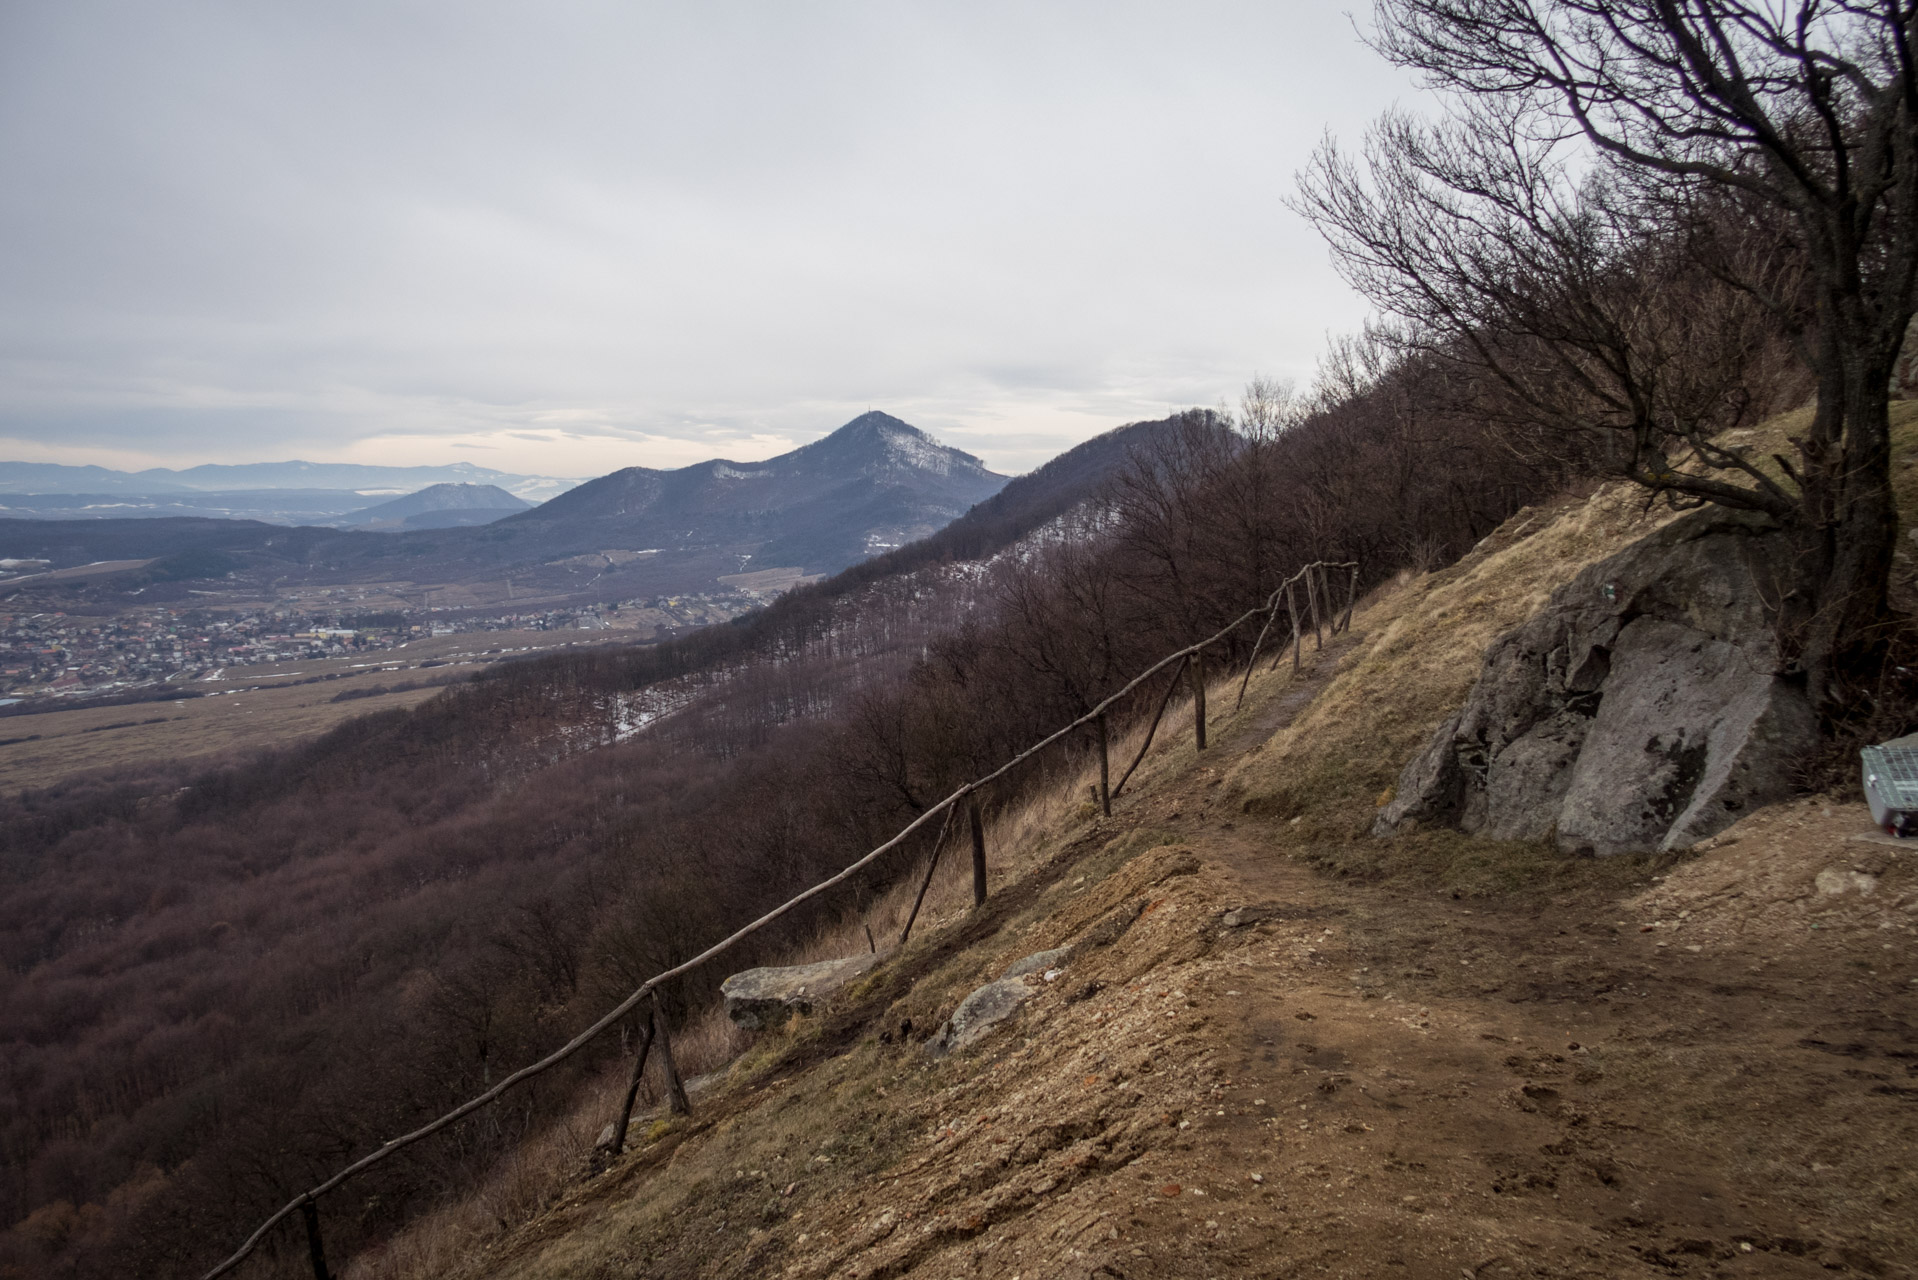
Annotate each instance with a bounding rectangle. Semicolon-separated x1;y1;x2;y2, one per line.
0;2;1420;479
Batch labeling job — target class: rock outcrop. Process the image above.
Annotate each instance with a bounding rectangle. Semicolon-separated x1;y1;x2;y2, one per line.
1375;511;1815;855
926;944;1084;1058
1002;947;1071;979
721;953;880;1030
926;977;1037;1057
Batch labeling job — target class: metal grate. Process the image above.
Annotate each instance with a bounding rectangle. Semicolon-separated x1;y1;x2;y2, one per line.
1863;742;1918;806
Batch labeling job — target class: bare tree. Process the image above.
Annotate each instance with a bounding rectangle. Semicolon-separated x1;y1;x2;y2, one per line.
1303;0;1918;713
1238;374;1307;439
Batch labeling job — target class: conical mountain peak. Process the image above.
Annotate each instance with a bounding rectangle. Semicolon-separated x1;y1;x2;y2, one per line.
509;410;1006;573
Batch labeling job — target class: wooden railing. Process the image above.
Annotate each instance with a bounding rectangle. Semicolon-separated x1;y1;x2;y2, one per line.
200;559;1358;1279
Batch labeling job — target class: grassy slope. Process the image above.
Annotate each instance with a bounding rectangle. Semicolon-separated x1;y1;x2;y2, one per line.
343;406;1918;1280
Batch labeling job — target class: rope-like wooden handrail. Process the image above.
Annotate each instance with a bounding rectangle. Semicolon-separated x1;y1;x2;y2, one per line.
199;559;1357;1279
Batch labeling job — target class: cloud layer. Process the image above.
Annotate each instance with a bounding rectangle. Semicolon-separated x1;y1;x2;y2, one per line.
0;2;1416;476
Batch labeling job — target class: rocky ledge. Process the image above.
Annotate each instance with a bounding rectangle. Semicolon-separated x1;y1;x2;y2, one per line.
1375;510;1815;855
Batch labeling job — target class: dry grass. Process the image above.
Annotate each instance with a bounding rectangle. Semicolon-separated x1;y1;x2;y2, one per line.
1217;478;1699;892
343;753;1128;1280
344;1002;752;1280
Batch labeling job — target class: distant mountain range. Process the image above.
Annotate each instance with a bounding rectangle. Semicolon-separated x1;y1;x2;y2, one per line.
0;412;1010;605
0;459;576;502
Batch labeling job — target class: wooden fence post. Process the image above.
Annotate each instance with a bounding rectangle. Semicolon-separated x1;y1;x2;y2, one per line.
1096;714;1111;815
1339;564;1359;633
969;802;986;907
654;1006;691;1117
1290;582;1302;672
299;1196;331;1280
1308;566;1324;650
608;1010;658;1157
1191;647;1208;751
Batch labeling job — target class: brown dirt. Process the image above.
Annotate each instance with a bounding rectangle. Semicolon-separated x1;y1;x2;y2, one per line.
443;631;1917;1280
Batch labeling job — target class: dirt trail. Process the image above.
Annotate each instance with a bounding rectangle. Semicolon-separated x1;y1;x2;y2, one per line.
470;639;1916;1280
1074;647;1918;1279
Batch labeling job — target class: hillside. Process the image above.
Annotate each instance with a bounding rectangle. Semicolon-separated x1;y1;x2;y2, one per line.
367;441;1915;1279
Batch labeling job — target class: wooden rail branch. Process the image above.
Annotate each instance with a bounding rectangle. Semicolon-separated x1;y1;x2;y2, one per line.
1307;565;1324;650
197;560;1354;1280
655;1012;690;1117
1237;607;1281;711
1284;581;1302;673
1191;649;1208;751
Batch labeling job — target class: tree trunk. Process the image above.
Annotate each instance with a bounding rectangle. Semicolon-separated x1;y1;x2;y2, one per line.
1781;334;1899;716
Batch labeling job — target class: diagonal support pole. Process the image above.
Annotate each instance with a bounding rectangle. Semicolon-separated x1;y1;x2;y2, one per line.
1113;656;1188;799
899;799;960;946
608;1009;657;1157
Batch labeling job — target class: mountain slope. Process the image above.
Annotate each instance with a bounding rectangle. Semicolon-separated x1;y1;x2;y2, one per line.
0;412;1009;604
503;411;1005;568
344;482;532;530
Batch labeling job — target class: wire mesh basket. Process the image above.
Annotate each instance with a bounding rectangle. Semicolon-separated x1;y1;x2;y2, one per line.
1861;735;1918;836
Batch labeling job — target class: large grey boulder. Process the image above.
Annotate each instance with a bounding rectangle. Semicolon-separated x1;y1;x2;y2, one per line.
721;953;880;1030
1375;511;1814;855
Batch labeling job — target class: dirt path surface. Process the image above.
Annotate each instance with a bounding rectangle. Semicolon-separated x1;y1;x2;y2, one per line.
1102;802;1916;1279
469;641;1916;1280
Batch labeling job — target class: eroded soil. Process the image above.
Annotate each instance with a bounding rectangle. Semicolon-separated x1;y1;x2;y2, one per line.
466;649;1917;1280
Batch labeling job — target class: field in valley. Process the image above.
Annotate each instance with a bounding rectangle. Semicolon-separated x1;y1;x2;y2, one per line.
0;625;647;791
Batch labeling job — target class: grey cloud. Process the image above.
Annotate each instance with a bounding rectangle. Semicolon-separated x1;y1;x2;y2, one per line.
0;2;1423;476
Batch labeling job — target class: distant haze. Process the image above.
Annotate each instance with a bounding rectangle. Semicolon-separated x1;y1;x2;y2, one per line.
0;3;1421;476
